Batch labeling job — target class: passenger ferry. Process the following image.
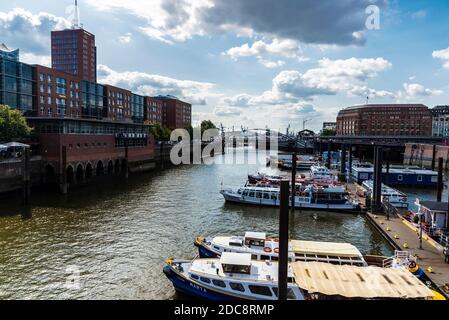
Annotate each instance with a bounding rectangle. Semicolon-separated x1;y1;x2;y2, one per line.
194;232;367;266
310;166;335;180
163;252;436;300
220;185;359;211
163;252;304;300
362;180;408;208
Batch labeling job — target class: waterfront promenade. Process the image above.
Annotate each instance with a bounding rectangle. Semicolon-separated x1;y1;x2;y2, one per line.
366;211;449;297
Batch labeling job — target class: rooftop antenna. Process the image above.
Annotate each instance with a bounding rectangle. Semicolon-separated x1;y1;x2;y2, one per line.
72;0;81;29
366;95;369;105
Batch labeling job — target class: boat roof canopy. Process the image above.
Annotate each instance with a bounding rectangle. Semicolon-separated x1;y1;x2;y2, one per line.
291;240;362;257
245;232;266;240
292;261;435;299
220;252;251;266
419;201;448;213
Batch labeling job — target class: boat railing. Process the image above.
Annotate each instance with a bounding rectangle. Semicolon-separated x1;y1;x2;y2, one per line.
382;251;415;268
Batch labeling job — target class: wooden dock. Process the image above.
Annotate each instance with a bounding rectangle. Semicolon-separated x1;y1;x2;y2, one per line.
365;211;449;297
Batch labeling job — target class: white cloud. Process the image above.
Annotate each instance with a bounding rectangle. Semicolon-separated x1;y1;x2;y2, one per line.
0;8;70;54
257;57;285;69
402;83;443;97
214;106;242;117
86;0;386;45
224;38;303;60
118;33;133;44
97;64;216;106
412;10;427;19
433;47;449;69
20;52;51;67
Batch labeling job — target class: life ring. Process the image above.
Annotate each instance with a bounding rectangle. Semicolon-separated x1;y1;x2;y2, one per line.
263;247;272;253
408;261;417;269
273;248;280;254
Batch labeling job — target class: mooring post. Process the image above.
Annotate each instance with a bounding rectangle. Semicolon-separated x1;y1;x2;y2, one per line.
326;140;331;169
348;145;353;176
159;142;164;169
22;147;31;205
124;139;129;180
373;147;383;212
340;144;347;182
278;180;290;301
431;145;437;171
291;152;297;210
385;149;390;185
437;157;444;202
60;145;68;195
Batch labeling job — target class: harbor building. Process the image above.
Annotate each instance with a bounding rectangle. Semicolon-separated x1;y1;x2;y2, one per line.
0;45;35;116
336;104;432;137
157;95;192;130
431;105;449;138
144;96;163;126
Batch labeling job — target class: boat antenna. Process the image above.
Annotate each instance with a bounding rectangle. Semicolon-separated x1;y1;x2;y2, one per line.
72;0;81;29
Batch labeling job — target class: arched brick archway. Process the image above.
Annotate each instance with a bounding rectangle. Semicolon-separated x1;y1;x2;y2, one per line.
66;165;75;185
76;163;84;183
44;163;57;184
107;160;114;175
96;160;104;177
85;162;93;180
114;159;120;175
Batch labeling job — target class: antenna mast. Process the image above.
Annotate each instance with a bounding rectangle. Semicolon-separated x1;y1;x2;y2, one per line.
72;0;81;29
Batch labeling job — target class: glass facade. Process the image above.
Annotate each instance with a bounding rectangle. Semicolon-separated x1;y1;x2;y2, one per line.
0;57;35;114
81;80;104;119
132;94;144;123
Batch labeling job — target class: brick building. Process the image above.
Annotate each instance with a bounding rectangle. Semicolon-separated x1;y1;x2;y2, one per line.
144;96;163;126
336;104;432;137
103;85;133;122
51;28;97;82
431;105;449;137
157;95;192;129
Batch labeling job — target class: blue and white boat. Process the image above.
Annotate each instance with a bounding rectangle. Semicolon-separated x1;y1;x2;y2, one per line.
220;185;359;212
361;180;408;208
163;252;304;300
194;232;368;266
351;166;438;187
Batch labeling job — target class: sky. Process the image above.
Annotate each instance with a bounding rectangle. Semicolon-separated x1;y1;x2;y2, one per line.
1;0;449;133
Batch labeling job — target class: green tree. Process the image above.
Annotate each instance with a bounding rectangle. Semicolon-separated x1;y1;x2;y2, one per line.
148;122;172;141
200;120;217;134
0;105;32;142
320;128;336;137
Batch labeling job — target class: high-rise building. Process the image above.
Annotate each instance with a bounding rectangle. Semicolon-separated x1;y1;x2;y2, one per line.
51;1;96;82
156;95;192;130
144;97;163;126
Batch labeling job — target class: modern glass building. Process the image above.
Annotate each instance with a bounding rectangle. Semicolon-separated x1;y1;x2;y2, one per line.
131;93;144;123
81;80;104;119
0;51;35;115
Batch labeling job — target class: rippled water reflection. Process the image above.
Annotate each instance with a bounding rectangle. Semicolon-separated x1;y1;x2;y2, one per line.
0;150;393;299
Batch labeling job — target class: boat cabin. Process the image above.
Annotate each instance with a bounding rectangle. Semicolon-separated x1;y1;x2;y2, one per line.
414;200;449;231
220;252;252;275
244;232;266;247
352;167;437;186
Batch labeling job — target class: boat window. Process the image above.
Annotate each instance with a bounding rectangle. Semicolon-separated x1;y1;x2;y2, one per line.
212;279;226;288
248;285;272;297
242;190;249;196
261;255;270;261
222;264;251;275
271;193;278;200
272;287;297;300
263;193;270;199
191;274;199;280
288;277;295;283
397;175;403;181
256;192;262;199
230;282;245;292
200;277;211;284
251;255;258;260
214;246;221;251
237;189;243;194
417;175;423;182
248;191;255;197
271;256;279;261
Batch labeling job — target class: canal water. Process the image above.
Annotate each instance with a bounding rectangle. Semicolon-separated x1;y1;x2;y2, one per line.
0;149;396;299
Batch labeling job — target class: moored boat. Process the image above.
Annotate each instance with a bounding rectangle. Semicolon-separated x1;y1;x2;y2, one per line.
361;180;408;208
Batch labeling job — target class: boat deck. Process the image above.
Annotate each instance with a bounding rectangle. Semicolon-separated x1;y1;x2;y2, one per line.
366;211;449;298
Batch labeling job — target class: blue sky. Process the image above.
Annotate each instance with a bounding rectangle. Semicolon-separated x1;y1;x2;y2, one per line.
1;0;449;132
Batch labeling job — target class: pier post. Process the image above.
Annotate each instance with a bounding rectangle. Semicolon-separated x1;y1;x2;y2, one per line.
373;146;383;212
340;144;347;182
60;145;68;195
159;142;164;169
348;145;353;176
255;132;259;150
432;145;437;171
326;140;331;169
385;149;390;185
278;180;289;301
291;152;297;210
437;157;444;202
22;147;31;205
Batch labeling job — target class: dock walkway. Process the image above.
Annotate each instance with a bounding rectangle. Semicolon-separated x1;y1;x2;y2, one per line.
366;211;449;297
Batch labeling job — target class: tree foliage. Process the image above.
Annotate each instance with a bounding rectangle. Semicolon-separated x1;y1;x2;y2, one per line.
320;128;336;137
147;122;172;141
200;120;217;134
0;105;32;142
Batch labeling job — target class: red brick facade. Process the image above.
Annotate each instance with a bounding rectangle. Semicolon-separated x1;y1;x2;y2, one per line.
34;65;82;118
51;29;97;83
160;97;192;129
144;97;163;126
104;85;133;122
336;104;432;137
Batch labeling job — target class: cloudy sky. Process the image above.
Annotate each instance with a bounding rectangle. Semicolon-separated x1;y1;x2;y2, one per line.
2;0;449;132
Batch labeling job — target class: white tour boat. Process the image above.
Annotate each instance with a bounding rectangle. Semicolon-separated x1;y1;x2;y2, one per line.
220;185;359;212
362;180;408;208
310;165;335;180
195;231;367;266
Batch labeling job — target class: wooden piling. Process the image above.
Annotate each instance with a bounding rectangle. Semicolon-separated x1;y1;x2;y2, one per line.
340;144;347;182
326;140;331;169
278;180;290;301
291;152;297;210
432;145;437;171
22;147;31;205
60;145;68;195
437;157;443;202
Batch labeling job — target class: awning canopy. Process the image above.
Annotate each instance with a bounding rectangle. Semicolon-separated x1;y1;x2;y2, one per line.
244;232;266;240
291;240;362;257
220;252;251;266
0;144;7;151
292;261;435;299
